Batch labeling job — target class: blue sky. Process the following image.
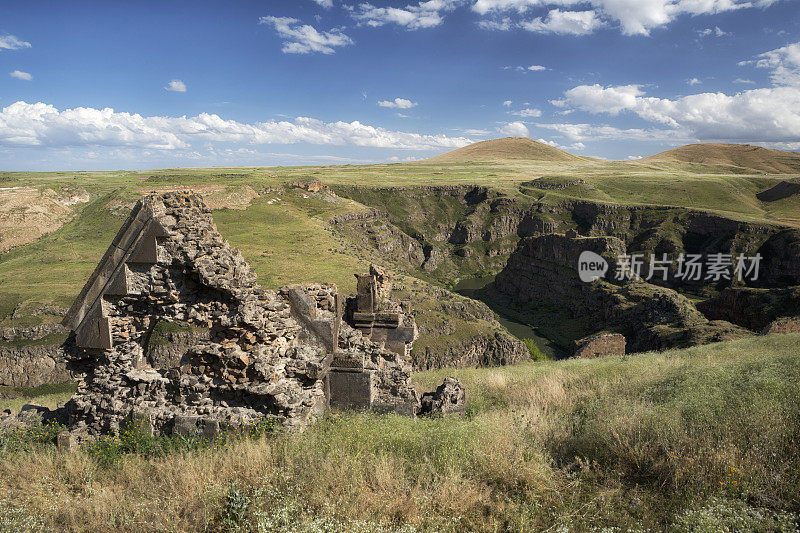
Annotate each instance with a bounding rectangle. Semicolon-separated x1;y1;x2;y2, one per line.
0;0;798;170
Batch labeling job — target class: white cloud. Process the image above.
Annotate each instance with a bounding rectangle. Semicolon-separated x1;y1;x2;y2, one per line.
687;77;701;85
378;97;418;109
511;107;543;117
0;101;472;151
0;35;31;51
551;84;643;114
499;121;529;136
551;82;800;144
733;78;756;84
164;79;187;92
350;1;461;30
9;70;32;81
698;26;727;37
259;16;353;54
748;41;800;86
521;9;603;35
478;17;513;30
463;128;491;135
313;0;334;8
537;122;690;142
503;100;513;107
627;155;644;159
528;64;547;71
472;0;779;36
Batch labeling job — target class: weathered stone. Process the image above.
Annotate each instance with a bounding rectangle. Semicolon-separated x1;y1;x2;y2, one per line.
419;377;465;417
761;317;800;335
60;192;420;436
57;431;77;452
573;332;626;358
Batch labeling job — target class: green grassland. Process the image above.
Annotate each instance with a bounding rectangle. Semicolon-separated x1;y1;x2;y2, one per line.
1;334;798;531
1;156;797;328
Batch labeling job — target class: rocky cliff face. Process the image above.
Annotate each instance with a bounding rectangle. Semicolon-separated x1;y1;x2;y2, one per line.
0;344;70;387
697;286;800;331
334;185;800;290
493;233;752;353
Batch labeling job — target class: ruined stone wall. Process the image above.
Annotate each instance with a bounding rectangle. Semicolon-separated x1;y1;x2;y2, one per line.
0;345;70;388
63;192;418;437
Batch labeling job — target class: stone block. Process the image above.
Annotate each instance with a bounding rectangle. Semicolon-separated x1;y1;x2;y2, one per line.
202;419;221;440
287;288;317;318
328;369;373;410
419;377;465;417
57;431;77;452
172;414;201;437
126;410;154;437
330;352;365;370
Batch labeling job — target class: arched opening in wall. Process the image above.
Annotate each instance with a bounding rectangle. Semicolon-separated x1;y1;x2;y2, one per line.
140;319;210;370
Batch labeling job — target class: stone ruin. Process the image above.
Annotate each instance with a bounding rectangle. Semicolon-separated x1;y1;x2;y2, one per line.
58;191;447;438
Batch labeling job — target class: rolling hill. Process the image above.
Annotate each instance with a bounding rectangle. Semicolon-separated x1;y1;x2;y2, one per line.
642;143;800;174
425;137;588;163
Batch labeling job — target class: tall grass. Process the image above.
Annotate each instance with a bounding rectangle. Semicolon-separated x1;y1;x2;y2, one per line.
0;335;798;531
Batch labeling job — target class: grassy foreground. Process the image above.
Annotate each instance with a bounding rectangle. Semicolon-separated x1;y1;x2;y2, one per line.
1;334;799;532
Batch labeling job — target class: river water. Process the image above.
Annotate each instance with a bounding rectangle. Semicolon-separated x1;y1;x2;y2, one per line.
454;275;560;358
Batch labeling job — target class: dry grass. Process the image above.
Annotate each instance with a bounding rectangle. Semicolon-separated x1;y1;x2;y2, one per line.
1;334;799;531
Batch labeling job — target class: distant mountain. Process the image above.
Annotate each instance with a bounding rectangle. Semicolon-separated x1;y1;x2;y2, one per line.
425;137;586;163
642;143;800;174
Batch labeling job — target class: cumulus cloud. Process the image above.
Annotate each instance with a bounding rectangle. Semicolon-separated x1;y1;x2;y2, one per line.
521;9;603;35
9;70;32;81
378;97;418;109
259;16;353;54
0;35;31;51
0;101;472;152
745;41;800;86
503;100;513;107
550;82;800;144
478;17;513;29
164;79;187;92
350;1;461;30
511;107;543;117
733;78;756;84
551;84;643;114
313;0;334;7
687;77;701;85
527;64;547;71
472;0;779;36
499;121;529;136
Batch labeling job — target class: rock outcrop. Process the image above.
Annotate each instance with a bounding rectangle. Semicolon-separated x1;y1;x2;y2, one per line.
0;344;70;387
494;233;752;353
697;286;800;332
61;192;420;436
419;377;465;417
761;317;800;335
573;333;626;358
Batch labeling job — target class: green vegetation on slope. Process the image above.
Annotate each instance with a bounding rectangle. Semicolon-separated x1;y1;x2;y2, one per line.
1;334;798;531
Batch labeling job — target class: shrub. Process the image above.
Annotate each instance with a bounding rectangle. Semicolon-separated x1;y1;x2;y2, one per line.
522;338;550;361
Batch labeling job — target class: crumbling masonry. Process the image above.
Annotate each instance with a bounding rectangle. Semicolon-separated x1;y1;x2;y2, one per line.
62;192;420;436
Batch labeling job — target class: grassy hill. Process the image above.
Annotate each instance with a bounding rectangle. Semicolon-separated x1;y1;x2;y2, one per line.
1;334;799;531
424;137;591;163
642;143;800;174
